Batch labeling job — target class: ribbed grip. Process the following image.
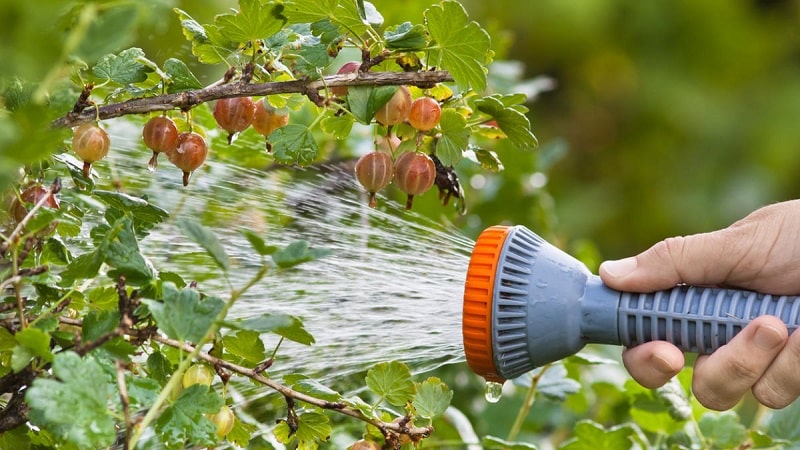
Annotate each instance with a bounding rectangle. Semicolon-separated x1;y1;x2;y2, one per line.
619;286;800;353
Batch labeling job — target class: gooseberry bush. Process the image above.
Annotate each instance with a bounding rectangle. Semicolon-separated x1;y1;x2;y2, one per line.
4;1;800;449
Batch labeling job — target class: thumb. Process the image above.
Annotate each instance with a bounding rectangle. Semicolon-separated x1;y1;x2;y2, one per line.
599;231;732;292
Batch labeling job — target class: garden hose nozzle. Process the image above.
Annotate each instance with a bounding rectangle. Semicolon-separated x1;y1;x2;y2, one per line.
462;225;800;382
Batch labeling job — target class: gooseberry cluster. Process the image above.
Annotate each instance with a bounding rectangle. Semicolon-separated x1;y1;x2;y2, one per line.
351;86;444;210
181;363;235;440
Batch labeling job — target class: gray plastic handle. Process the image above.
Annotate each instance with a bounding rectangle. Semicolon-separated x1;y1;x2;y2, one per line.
489;226;800;380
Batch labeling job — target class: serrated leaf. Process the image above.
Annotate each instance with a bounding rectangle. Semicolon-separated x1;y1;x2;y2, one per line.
92;190;169;231
274;411;331;449
626;379;686;435
60;250;104;285
178;219;230;272
366;361;415;407
241;229;278;256
142;283;224;343
347;85;397;125
225;313;315;345
413;377;452;420
320;113;354;139
271;124;320;165
223;330;266;365
215;0;286;44
698;411;747;449
385;22;428;50
560;420;634;450
436;109;469;166
272;240;331;269
164;58;202;93
13;328;54;372
92;47;151;85
82;310;119;342
474;95;538;150
155;385;223;448
483;436;539;450
174;8;238;64
100;216;155;285
26;352;116;449
424;0;491;92
284;0;374;40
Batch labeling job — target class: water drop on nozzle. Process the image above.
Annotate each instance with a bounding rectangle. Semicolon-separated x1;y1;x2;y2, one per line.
484;381;503;403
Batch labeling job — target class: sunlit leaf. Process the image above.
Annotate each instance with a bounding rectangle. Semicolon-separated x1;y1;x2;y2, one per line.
223;330;266;365
164;58;202;93
92;47;152;85
436;109;469;166
12;328;54;372
474;94;537;150
559;420;634;450
215;0;286;44
413;377;452;420
366;361;415;407
385;22;428;50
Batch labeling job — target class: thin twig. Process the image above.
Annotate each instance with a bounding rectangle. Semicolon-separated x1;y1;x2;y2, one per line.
51;71;454;129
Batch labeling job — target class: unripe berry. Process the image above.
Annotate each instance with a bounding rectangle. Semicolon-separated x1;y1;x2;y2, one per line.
332;61;360;96
72;122;110;178
349;439;380;450
182;363;215;388
213;96;256;144
142;116;179;170
354;151;393;208
168;132;208;186
375;86;411;126
408;97;442;131
210;405;235;438
393;151;436;210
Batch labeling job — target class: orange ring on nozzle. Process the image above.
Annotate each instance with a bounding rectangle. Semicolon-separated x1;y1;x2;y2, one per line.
462;225;511;383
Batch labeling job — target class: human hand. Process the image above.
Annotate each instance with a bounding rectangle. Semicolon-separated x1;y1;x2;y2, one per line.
598;200;800;410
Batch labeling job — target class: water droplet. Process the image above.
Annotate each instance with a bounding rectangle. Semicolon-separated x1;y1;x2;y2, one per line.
484;381;503;403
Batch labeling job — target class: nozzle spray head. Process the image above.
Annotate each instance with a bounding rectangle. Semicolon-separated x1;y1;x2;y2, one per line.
462;225;800;382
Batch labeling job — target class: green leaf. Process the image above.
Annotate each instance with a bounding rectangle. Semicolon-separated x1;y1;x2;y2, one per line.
474;94;538;150
626;380;686;435
92;190;169;231
531;364;580;401
223;330;267;365
226;313;315;345
92;47;151;85
274;411;331;449
147;351;172;385
164;58;202;93
436;109;470;166
272;240;331;269
413;377;452;420
271;124;320;165
26;352;116;449
12;328;54;371
241;229;278;256
41;237;72;266
215;0;286;44
81;310;120;342
285;374;342;402
483;436;539;449
178;219;230;272
767;399;800;442
60;250;104;285
655;379;692;421
385;22;428;50
347;85;397;125
320;113;354;139
424;0;491;92
698;411;747;449
142;283;225;344
174;8;238;64
366;361;415;407
155;385;223;448
560;420;634;450
100;216;155;285
284;0;374;39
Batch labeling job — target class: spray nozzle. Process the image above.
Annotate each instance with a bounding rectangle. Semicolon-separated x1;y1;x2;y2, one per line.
462;225;800;382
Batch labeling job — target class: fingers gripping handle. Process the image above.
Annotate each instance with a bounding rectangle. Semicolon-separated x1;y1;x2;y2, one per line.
615;286;800;353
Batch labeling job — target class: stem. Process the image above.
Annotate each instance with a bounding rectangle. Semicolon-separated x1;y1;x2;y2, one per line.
52;71;454;129
506;364;552;442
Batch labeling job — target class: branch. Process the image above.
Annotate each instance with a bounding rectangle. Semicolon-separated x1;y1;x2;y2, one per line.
52;70;454;129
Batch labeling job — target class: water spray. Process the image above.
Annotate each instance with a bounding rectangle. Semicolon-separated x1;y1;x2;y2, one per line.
463;225;800;383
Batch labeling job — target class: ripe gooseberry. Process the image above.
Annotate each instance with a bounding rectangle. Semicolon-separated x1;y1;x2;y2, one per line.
213;96;256;144
252;99;289;151
349;439;380;450
142;116;179;171
12;185;60;226
210;405;235;438
168;132;208;186
72;122;110;178
374;86;411;127
331;61;360;97
182;363;215;388
393;151;436;210
408;97;442;131
354;151;393;208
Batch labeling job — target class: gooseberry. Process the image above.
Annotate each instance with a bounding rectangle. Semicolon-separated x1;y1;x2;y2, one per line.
393;151;436;210
72;122;110;178
354;151;394;208
213;96;256;144
349;439;380;450
210;405;235;438
408;97;442;131
12;185;60;226
331;61;361;97
168;132;208;186
374;86;411;127
142;116;179;171
252;99;289;137
182;363;215;388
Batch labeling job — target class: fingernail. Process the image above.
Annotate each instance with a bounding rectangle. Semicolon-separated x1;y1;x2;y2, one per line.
754;324;785;351
602;257;638;279
651;354;676;375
